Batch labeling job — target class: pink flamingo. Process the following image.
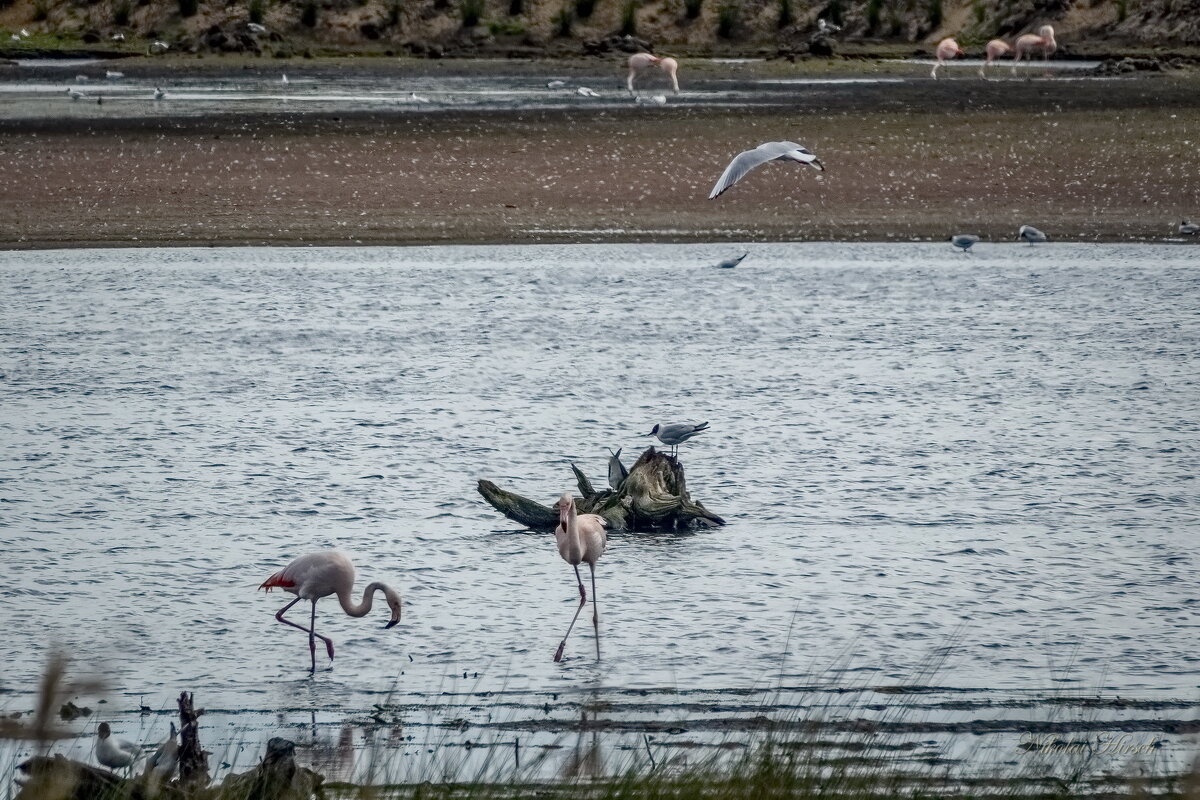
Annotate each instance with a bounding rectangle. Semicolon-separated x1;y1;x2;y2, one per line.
260;551;402;673
1013;25;1057;74
931;37;964;79
627;53;679;94
552;492;608;662
980;39;1011;77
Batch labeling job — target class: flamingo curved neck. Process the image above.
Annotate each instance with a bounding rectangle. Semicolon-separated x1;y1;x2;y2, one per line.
336;582;387;617
558;506;585;563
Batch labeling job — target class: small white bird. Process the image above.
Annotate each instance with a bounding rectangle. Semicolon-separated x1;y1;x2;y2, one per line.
149;40;169;54
96;723;143;773
10;34;20;42
709;141;823;199
606;448;628;490
409;92;430;103
75;74;89;82
246;22;267;33
546;79;566;88
715;251;748;268
1179;219;1199;235
817;17;841;33
144;723;179;780
111;32;126;41
153;87;167;100
647;421;709;456
1018;224;1047;244
281;73;289;85
951;234;980;252
106;70;124;79
576;86;599;97
20;28;30;36
67;89;86;101
635;94;667;105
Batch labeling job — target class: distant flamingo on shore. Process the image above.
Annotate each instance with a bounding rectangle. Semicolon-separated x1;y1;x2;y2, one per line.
552;492;608;662
1013;26;1057;73
931;37;964;78
981;39;1012;77
627;53;679;94
260;551;402;672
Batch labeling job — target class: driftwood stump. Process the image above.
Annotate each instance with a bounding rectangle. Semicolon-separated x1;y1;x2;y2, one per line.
175;693;207;791
478;447;725;532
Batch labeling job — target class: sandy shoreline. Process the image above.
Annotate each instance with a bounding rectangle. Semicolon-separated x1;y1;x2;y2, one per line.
2;67;1199;248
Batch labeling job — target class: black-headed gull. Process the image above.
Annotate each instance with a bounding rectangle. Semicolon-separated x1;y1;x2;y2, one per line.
708;142;823;199
647;421;709;456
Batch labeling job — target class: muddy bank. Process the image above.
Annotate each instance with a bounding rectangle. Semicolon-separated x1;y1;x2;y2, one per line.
1;70;1198;247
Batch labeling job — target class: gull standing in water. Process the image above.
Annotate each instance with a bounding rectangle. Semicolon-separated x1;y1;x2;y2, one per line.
153;87;167;100
647;421;709;456
96;723;143;774
552;492;607;662
1018;224;1047;244
709;142;823;199
1179;219;1199;235
951;234;980;252
260;551;402;672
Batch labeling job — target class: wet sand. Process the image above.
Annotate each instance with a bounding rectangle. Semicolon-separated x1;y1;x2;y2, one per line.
1;67;1198;247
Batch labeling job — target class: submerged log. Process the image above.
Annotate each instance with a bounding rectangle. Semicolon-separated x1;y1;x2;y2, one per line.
477;447;725;532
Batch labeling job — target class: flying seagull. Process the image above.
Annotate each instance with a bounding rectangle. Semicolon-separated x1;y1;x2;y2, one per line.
950;234;979;252
1018;224;1047;245
709;142;823;199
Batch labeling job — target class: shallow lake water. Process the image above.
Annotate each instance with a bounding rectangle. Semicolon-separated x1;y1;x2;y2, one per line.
1;242;1197;783
0;58;1108;119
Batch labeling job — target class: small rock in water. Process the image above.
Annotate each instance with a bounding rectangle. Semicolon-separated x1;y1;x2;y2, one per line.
59;701;91;721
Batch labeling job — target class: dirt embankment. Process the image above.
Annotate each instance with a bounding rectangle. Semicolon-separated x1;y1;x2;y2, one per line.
1;0;1199;64
1;72;1198;249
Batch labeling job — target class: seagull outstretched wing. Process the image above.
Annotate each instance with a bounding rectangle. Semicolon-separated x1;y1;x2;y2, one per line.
708;141;824;199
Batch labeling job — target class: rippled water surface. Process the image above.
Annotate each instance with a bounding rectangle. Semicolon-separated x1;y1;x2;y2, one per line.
1;243;1198;724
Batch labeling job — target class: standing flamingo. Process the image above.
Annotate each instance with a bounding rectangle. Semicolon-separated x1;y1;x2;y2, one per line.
981;39;1012;77
931;38;964;79
259;551;402;673
552;492;608;662
627;53;679;94
1013;25;1056;74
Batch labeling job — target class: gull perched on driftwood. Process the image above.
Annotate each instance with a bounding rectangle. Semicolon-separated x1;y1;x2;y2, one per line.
647;421;709;456
708;142;823;199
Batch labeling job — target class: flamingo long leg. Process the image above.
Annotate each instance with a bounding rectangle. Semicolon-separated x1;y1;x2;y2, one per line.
275;597;335;671
590;563;600;660
554;565;588;662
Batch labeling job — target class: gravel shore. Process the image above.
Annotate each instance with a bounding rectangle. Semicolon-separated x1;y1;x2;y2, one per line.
2;64;1198;247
